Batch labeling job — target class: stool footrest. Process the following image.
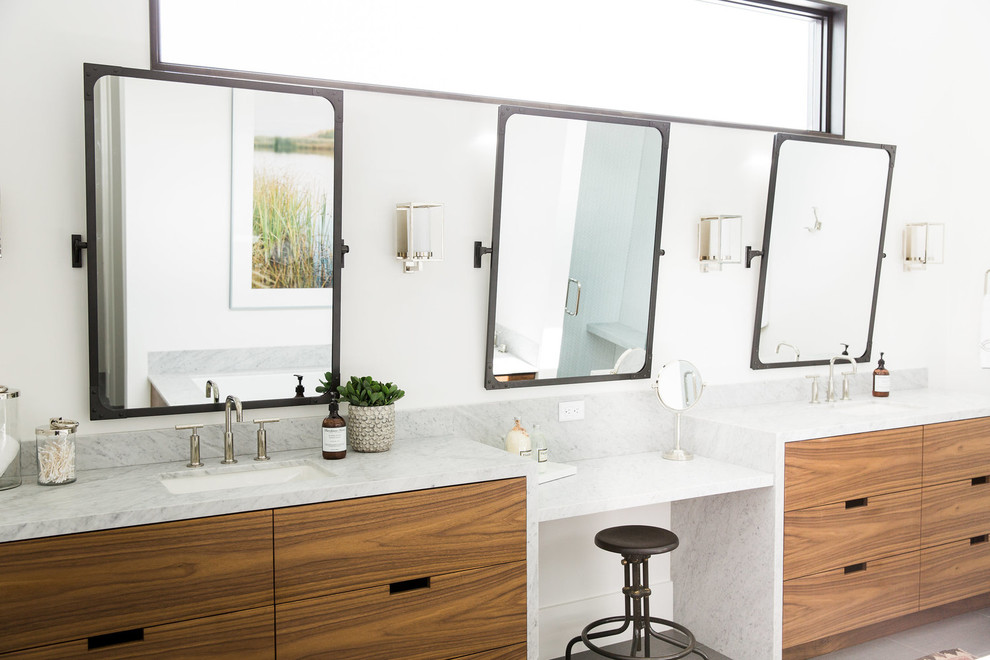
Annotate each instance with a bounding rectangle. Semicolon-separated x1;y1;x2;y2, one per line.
565;615;708;660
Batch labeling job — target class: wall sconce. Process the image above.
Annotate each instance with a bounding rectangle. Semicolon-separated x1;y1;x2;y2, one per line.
903;222;944;271
698;215;742;272
396;202;444;273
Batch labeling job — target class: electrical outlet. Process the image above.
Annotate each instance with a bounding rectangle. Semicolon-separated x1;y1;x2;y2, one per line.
558;400;585;422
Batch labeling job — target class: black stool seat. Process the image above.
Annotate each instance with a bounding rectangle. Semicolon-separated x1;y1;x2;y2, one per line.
595;525;679;556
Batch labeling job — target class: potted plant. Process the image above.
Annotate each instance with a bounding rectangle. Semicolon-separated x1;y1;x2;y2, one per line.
334;375;405;452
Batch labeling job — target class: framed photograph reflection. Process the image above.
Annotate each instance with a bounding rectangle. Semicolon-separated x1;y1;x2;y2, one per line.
229;88;335;309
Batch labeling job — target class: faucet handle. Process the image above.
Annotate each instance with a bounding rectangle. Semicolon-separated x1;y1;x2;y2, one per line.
252;418;279;461
804;375;821;404
175;424;205;468
841;371;855;401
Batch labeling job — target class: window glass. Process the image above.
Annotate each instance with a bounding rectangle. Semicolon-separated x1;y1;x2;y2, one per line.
156;0;833;131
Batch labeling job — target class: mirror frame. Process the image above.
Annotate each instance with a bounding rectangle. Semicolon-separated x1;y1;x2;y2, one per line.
750;132;895;370
483;105;670;389
83;63;344;419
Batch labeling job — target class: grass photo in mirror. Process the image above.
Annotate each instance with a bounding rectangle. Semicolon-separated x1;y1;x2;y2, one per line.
252;168;332;289
249;90;335;291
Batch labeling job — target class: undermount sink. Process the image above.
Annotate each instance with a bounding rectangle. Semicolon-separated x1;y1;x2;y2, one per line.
160;460;332;494
827;400;918;416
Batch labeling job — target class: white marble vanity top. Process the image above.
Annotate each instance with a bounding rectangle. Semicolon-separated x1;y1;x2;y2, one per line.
537;452;773;522
689;388;990;442
0;436;534;543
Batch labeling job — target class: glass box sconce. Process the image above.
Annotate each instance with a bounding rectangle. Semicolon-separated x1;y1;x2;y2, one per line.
903;222;944;271
396;202;444;273
698;215;742;272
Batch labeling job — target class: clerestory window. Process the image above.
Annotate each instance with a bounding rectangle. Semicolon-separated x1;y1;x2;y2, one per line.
151;0;846;134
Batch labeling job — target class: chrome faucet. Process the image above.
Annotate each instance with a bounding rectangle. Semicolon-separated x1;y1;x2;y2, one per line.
775;342;800;361
222;395;243;464
827;356;857;402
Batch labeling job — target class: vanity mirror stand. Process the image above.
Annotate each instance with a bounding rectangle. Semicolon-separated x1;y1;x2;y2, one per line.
654;359;704;461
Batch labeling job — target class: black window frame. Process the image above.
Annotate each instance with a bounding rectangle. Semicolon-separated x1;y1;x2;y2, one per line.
149;0;846;136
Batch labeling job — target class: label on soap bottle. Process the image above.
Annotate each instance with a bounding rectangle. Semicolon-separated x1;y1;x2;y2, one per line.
873;374;891;393
322;426;347;453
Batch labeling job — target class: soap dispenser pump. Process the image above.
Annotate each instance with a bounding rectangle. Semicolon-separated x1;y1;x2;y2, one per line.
872;353;890;398
294;374;305;398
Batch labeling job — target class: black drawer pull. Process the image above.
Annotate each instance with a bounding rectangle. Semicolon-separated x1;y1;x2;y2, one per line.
390;576;431;594
972;476;989;486
844;562;867;574
845;497;869;509
89;628;144;650
971;535;989;545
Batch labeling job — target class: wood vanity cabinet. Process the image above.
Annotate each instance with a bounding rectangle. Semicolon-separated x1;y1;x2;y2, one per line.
783;418;990;657
273;478;528;659
0;510;275;657
0;477;528;660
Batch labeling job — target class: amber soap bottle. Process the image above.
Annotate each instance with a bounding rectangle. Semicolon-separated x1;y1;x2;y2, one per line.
322;392;347;459
872;352;890;397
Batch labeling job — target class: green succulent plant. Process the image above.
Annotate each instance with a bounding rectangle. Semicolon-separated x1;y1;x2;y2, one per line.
337;375;405;407
315;371;335;395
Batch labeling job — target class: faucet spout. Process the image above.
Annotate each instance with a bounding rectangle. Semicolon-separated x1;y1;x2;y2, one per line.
222;395;242;464
775;342;800;361
827;356;857;402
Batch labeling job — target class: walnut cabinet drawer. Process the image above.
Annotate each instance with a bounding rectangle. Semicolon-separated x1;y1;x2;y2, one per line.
784;488;921;580
784;427;922;511
1;606;275;659
273;478;527;603
921;477;990;547
276;560;527;660
0;511;274;654
923;418;990;486
920;536;990;610
783;550;920;649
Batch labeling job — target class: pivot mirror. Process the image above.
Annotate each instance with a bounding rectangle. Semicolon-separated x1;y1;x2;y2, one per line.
483;106;669;388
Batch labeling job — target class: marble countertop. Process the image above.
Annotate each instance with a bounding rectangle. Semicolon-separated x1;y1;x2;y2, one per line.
688;388;990;442
537;452;773;522
0;436;535;543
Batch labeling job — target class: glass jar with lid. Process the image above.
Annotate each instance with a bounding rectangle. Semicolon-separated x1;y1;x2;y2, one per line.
36;417;78;486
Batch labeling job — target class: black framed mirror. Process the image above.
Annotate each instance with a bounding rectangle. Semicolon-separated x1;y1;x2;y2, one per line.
483;106;669;389
83;63;344;419
751;133;895;369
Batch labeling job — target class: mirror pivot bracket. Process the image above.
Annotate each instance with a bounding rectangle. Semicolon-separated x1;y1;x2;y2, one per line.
474;241;493;268
745;245;763;268
71;234;88;268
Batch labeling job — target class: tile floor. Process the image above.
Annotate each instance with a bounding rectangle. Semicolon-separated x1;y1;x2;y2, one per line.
813;608;990;659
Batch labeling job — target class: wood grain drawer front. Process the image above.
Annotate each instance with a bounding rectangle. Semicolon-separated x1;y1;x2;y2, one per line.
782;550;920;648
456;643;527;660
1;606;275;659
0;511;274;654
923;417;990;486
922;478;990;547
784;488;922;580
920;537;990;610
274;478;526;602
276;560;527;660
784;427;923;511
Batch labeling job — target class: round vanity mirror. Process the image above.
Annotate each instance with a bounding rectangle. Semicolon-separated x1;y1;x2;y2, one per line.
653;360;704;461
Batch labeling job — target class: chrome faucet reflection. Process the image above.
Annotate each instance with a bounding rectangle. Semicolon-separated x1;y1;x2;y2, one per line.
222;395;243;464
827;356;857;403
205;379;219;403
775;342;800;361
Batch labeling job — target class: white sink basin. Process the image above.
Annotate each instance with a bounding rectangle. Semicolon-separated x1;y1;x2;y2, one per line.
828;400;919;416
160;460;332;494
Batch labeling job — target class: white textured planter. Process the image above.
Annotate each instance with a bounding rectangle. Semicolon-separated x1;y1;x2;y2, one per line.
346;404;395;452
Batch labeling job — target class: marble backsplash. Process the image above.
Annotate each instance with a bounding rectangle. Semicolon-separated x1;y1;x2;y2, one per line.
10;368;927;477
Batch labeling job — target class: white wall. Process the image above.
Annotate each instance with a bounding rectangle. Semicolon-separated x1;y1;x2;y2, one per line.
0;0;988;441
